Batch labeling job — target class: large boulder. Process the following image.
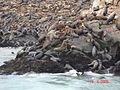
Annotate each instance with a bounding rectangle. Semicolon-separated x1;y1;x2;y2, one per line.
0;58;65;75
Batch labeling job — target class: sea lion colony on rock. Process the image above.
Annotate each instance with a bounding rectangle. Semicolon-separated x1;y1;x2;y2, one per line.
0;0;120;75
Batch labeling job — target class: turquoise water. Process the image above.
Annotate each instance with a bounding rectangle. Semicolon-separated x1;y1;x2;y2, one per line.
0;48;120;90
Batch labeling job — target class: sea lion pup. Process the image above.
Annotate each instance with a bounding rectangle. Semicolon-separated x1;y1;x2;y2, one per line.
64;64;75;71
63;26;79;38
115;61;120;67
69;20;82;29
20;0;29;4
0;30;3;36
92;0;110;16
92;46;97;57
48;21;59;31
116;0;120;5
88;59;104;72
48;21;65;32
103;5;108;16
80;10;106;21
48;21;71;38
54;39;69;52
82;22;93;32
97;30;107;40
47;30;59;41
92;0;106;11
16;49;28;59
83;22;101;38
41;30;60;49
115;16;120;30
105;0;114;5
106;12;116;24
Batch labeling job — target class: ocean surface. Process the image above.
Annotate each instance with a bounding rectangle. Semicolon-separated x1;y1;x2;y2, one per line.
0;48;120;90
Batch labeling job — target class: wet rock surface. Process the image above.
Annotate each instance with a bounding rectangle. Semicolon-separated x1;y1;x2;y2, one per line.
0;0;120;75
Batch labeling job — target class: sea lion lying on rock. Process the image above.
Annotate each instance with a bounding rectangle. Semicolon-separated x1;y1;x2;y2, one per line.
114;60;120;75
106;12;116;24
115;16;120;30
92;0;106;11
113;0;120;5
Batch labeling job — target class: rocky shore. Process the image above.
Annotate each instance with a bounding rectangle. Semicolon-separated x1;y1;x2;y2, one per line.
0;0;120;75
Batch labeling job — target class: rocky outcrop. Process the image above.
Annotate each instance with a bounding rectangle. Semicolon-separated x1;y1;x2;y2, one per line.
0;58;65;75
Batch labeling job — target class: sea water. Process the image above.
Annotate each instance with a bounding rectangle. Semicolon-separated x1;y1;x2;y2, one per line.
0;48;120;90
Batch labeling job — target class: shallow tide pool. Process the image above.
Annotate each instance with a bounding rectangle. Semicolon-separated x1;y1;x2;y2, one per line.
0;48;120;90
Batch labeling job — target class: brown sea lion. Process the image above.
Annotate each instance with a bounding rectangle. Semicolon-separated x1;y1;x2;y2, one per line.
92;0;106;11
54;39;69;52
113;0;120;5
115;16;120;30
106;12;116;24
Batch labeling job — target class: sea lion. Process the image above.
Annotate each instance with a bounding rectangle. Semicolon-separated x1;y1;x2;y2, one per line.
92;0;106;11
88;59;103;71
103;53;112;60
62;26;79;38
47;30;59;41
92;46;97;57
113;0;120;5
116;0;120;5
9;32;14;41
41;39;51;50
97;30;106;40
106;12;116;24
35;51;44;60
16;49;28;59
48;21;65;32
20;0;29;4
48;21;59;31
83;22;93;31
18;28;27;37
0;30;3;36
54;39;69;51
88;60;99;70
50;56;61;62
105;0;114;4
115;60;120;66
38;34;46;44
115;16;120;30
103;5;108;16
32;30;39;38
64;64;73;70
93;40;101;50
70;20;82;29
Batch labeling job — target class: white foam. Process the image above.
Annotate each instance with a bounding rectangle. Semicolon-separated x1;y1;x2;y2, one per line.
65;70;113;77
